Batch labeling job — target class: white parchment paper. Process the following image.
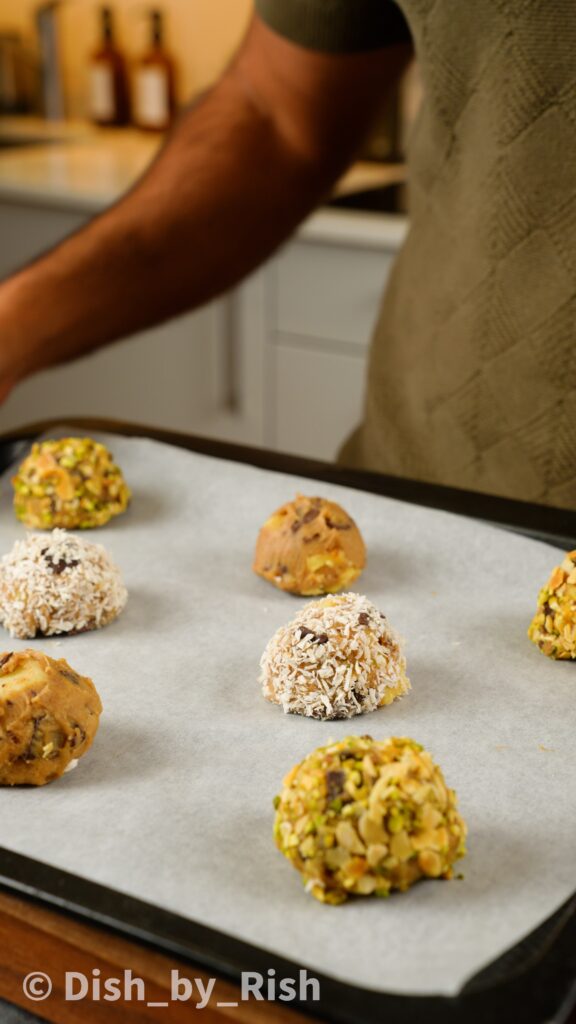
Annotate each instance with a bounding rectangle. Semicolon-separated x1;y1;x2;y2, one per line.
0;432;575;997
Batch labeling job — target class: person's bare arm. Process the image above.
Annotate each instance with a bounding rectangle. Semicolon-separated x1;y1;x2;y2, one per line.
0;15;409;395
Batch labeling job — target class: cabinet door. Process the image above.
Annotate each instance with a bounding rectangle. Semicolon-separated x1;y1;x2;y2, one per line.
0;307;226;435
266;233;395;459
272;343;367;461
0;202;227;435
274;240;392;350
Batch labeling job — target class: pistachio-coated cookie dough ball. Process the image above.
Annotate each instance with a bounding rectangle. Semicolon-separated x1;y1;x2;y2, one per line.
528;550;576;659
0;650;102;785
260;593;410;719
12;437;130;529
274;736;467;904
253;495;366;596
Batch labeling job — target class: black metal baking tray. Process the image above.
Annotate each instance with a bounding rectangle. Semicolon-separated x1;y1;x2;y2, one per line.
1;418;575;1024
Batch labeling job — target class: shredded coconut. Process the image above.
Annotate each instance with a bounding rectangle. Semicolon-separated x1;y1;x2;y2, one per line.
260;593;410;720
0;529;128;639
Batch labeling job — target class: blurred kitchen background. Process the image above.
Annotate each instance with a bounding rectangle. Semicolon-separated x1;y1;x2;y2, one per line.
0;1;420;460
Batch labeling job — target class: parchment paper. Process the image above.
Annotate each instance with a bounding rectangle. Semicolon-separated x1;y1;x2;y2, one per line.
0;432;575;997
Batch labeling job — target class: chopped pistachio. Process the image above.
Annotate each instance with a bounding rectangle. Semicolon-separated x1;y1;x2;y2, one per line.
273;735;467;904
11;438;130;531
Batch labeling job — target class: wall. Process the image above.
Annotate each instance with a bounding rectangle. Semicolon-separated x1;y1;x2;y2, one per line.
0;0;252;118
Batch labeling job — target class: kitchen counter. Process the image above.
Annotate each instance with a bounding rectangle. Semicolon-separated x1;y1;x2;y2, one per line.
0;116;409;248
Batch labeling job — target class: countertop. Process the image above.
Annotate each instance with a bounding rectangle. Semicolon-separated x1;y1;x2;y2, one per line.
0;117;409;249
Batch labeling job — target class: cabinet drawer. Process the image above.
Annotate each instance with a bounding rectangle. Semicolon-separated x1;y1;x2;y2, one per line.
271;343;367;461
274;241;393;349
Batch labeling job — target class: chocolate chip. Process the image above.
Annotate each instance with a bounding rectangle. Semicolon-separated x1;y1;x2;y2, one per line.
23;715;46;761
358;612;370;626
0;653;12;670
278;565;288;575
353;688;365;704
303;532;321;544
326;770;346;801
298;626;329;645
70;723;86;749
325;516;351;531
60;669;80;686
44;554;80;575
292;507;320;533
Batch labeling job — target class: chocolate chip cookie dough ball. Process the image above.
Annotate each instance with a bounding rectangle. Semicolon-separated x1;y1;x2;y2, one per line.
528;550;576;659
12;438;131;529
274;735;467;904
0;650;102;786
260;593;410;719
253;495;366;596
0;530;127;639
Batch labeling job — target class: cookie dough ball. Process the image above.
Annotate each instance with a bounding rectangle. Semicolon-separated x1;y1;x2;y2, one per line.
0;529;127;640
528;550;576;658
0;649;102;786
274;735;467;904
260;593;410;719
253;495;366;596
13;437;131;529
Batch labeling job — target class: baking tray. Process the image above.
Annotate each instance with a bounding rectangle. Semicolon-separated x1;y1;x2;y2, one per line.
0;419;575;1024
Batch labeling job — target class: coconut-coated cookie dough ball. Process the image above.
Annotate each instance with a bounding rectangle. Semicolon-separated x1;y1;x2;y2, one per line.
0;529;127;640
0;649;102;786
253;495;366;596
260;593;410;719
528;550;576;659
274;735;467;904
12;437;131;529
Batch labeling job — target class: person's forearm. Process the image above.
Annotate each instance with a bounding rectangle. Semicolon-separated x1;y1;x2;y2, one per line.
0;80;332;382
0;18;410;389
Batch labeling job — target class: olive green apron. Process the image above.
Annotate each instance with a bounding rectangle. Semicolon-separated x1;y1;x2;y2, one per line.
256;0;576;508
341;1;576;508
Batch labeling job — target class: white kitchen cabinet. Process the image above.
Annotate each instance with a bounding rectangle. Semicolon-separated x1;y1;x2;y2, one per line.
274;237;392;349
272;342;368;460
0;202;86;274
0;197;405;459
0;199;228;437
261;216;402;460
